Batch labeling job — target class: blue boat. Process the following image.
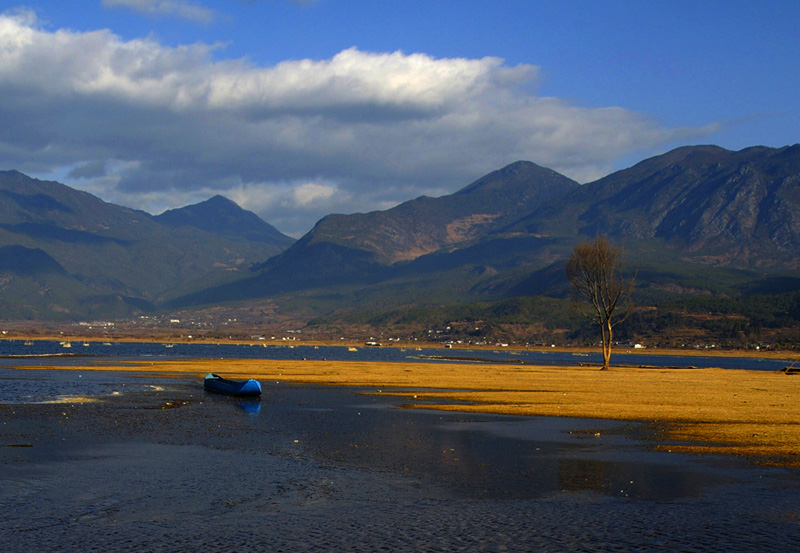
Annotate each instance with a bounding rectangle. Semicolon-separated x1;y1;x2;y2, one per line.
204;373;262;397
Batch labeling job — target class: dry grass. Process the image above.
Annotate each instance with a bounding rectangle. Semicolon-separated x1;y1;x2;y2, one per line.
18;358;800;466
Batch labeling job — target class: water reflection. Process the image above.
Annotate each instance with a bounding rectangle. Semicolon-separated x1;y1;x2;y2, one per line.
263;386;739;502
556;457;730;500
237;399;262;415
200;388;263;416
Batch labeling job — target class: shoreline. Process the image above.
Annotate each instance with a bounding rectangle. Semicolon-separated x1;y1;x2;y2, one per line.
1;333;796;361
8;357;800;467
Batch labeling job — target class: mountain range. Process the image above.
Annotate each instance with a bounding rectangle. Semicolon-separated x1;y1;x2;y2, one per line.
1;143;799;332
173;144;800;312
0;170;293;320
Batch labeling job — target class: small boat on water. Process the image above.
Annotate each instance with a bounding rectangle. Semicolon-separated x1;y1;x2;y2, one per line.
204;373;262;397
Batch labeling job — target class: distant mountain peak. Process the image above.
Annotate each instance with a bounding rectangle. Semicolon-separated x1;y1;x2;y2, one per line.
161;194;239;216
156;196;294;246
202;195;239;208
456;160;575;196
253;160;580;282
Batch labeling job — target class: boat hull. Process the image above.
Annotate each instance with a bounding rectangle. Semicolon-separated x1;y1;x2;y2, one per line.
204;374;262;397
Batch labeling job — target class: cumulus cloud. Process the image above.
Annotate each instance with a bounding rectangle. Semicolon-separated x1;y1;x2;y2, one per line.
0;11;715;236
101;0;217;23
291;182;338;207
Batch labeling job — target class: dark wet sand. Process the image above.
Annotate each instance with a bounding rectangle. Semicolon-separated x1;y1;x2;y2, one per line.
23;357;800;464
2;370;800;552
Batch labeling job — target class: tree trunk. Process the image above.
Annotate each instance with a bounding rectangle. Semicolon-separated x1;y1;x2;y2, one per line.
601;319;613;370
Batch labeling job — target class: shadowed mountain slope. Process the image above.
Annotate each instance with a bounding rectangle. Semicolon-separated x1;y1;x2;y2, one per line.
156;195;294;247
514;144;800;267
0;171;291;319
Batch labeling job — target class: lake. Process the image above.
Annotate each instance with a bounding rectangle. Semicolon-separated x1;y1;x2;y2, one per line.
0;338;790;371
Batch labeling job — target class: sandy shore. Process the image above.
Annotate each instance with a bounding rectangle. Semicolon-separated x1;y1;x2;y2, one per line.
16;356;800;467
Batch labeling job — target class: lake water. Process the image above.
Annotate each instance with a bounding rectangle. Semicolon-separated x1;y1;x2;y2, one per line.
1;347;799;551
0;338;790;371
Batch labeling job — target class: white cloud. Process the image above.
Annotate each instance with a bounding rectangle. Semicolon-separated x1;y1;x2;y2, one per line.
101;0;217;23
223;180;350;236
0;11;716;236
291;182;337;207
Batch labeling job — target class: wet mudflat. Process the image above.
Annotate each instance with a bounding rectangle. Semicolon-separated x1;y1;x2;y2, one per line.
1;369;799;552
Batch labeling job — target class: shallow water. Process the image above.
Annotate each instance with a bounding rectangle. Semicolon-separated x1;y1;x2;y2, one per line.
1;370;799;551
0;338;790;371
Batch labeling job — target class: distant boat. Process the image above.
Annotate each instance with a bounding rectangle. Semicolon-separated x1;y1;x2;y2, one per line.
203;374;262;397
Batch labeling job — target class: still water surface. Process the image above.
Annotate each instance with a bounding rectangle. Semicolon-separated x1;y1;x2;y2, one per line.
0;339;790;371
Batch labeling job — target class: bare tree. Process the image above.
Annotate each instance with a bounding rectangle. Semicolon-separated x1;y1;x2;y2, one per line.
566;236;635;370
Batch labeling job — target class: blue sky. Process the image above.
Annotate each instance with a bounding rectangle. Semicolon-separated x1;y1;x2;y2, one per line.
1;1;798;236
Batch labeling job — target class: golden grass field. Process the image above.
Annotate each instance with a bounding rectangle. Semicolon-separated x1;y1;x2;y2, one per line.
20;353;800;467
